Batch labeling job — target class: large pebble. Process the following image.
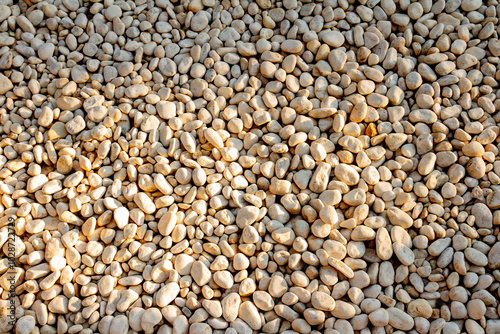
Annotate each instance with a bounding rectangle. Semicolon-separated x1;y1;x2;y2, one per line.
156;282;180;307
387;307;414;330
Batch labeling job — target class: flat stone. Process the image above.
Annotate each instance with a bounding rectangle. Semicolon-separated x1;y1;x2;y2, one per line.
281;40;304;53
48;296;68;314
471;203;492;228
334;164;359;185
387;307;414;330
159;58;177;76
110;315;129;334
311;291;335;311
191;261;211;286
488;242;500;269
393;242;415;266
323;31;345;47
27;174;48;193
309;162;331;193
47;122;68;141
114;207;129;229
238;301;262;330
141;308;162;333
98;275;116;297
191;12;209;31
0;5;11;23
465;247;488;266
65;116;86;134
0;73;12;94
462;0;482;11
236;206;260;228
16;316;36;334
57;97;82;111
221;292;241;322
134;193;156;214
252;291;274;311
407;299;433;318
158;212;177;236
387;207;413;228
376;227;393;261
331;301;356;319
63;0;80;11
156;282;180;307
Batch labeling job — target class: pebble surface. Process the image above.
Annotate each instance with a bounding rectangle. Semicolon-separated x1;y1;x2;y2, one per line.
0;0;500;334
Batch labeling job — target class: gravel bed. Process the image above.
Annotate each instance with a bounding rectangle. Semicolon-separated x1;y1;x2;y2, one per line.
0;0;500;334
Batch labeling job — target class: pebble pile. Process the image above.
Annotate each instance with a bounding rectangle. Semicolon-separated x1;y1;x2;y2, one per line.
1;0;500;333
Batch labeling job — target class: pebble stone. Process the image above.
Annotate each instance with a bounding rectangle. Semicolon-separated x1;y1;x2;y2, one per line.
0;0;499;333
